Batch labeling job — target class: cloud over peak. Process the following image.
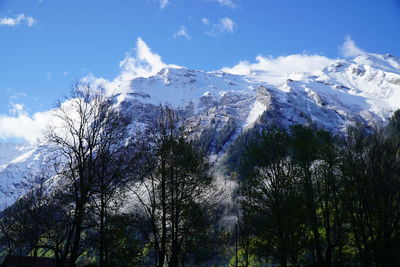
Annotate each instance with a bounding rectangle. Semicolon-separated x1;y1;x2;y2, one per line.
0;38;179;144
339;36;365;58
0;37;372;144
85;37;181;96
222;54;333;77
120;37;181;78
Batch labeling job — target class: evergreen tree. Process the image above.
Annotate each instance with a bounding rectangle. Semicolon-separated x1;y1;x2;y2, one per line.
131;106;223;267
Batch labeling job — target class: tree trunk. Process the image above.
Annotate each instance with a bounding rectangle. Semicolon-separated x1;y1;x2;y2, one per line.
69;205;84;267
305;169;324;265
170;238;179;267
99;190;105;267
279;255;288;267
158;168;167;267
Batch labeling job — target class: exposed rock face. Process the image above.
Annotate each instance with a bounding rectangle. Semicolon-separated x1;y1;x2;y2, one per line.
1;52;400;209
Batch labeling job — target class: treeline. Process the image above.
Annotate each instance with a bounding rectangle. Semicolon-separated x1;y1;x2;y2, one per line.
0;85;225;267
0;83;400;267
236;113;400;267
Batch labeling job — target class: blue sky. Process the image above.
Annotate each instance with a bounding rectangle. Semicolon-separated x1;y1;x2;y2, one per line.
1;0;400;142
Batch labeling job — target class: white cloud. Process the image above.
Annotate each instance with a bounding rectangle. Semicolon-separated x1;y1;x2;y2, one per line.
0;36;337;144
119;37;180;78
0;14;36;27
0;105;54;144
159;0;169;9
9;102;26;116
205;17;237;36
26;17;36;26
0;38;181;144
222;54;334;77
209;0;237;8
173;26;191;40
219;17;235;33
339;35;365;58
83;37;181;96
202;18;210;26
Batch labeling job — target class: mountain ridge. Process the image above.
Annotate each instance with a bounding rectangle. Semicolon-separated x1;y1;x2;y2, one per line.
0;52;399;209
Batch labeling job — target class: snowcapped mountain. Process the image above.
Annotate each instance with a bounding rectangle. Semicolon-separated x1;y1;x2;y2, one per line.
0;143;50;208
1;52;399;209
114;52;400;134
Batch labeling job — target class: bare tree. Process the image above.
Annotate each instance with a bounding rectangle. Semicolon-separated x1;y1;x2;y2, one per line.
45;82;130;266
89;129;132;267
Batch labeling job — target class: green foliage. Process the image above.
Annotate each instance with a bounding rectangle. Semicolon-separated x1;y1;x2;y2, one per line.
195;126;216;154
389;109;400;133
106;214;143;267
195;117;237;154
2;107;400;266
215;118;237;151
235;122;400;266
223;126;262;176
131;106;223;267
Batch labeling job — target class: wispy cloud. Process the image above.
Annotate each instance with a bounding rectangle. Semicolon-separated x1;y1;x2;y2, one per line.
205;17;237;36
9;102;26;116
159;0;169;9
173;26;191;40
222;54;333;76
339;35;365;58
219;17;235;32
9;92;27;101
208;0;237;8
202;18;210;26
0;14;36;27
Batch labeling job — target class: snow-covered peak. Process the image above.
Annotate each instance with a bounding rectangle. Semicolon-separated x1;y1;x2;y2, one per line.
115;67;254;108
0;143;50;208
108;52;400;132
312;54;400;120
353;53;400;74
1;51;400;211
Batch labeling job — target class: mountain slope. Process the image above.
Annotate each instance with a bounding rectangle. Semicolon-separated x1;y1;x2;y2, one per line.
0;144;49;208
0;52;399;209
